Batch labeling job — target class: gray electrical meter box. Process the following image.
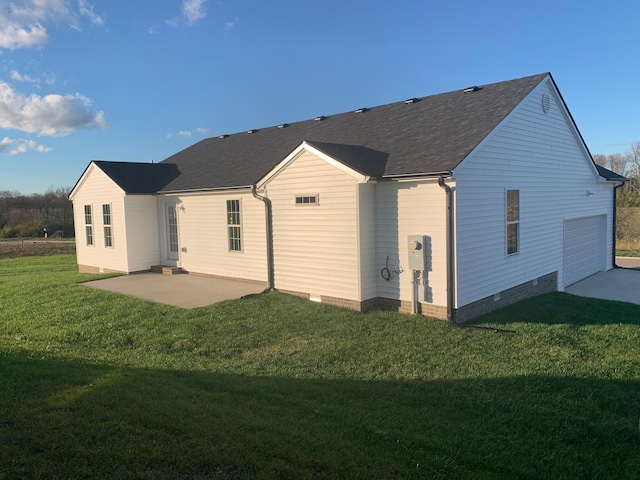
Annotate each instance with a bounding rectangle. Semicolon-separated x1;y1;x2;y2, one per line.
407;235;427;271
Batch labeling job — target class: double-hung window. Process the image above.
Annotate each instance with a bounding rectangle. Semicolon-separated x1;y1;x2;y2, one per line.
226;199;242;252
84;205;93;246
102;204;113;247
506;190;519;255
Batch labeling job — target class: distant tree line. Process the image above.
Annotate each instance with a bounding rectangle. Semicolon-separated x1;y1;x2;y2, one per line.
594;142;640;205
0;187;74;238
594;142;640;243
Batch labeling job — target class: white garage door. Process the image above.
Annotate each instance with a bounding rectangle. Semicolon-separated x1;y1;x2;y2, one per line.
563;215;605;287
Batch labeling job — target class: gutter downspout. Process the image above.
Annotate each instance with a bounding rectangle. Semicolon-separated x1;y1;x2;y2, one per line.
438;175;456;324
252;185;274;291
613;181;624;268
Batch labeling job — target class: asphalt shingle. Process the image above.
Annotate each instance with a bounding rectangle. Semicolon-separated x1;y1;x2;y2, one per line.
157;73;550;192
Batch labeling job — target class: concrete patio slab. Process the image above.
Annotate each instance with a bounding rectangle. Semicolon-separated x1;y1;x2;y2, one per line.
82;273;268;308
565;267;640;305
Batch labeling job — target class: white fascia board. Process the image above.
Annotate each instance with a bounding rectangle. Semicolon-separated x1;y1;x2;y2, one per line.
256;141;369;188
68;162;96;201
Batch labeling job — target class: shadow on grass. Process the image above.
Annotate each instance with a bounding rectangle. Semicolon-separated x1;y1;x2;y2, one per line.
1;350;638;480
471;292;640;327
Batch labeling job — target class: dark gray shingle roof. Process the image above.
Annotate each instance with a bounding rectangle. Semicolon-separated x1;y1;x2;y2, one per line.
93;161;180;193
158;73;549;192
596;165;626;181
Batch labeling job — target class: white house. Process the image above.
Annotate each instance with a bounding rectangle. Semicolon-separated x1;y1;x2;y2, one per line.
69;73;624;322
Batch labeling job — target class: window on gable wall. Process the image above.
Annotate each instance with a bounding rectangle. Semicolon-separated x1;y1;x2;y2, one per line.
102;204;113;247
506;190;519;255
84;205;93;246
295;194;319;205
226;199;242;251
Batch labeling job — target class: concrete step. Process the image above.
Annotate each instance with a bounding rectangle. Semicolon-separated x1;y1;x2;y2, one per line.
150;265;185;275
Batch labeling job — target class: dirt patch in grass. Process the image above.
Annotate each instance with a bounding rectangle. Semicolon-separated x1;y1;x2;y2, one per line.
0;241;76;259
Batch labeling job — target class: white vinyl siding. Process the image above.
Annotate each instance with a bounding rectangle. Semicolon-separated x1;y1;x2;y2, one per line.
123;195;162;272
161;191;267;283
375;179;448;308
266;151;361;301
69;165;129;272
358;183;377;301
454;79;613;307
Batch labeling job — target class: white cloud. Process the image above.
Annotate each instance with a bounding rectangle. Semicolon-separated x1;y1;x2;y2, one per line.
183;0;207;25
0;136;52;155
10;70;38;83
10;69;56;87
224;17;239;31
0;20;48;49
167;128;208;139
0;0;105;50
167;0;208;27
78;0;105;26
0;81;106;136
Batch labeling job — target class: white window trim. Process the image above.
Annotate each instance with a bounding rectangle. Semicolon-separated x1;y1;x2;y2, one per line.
84;204;94;246
102;203;113;248
226;199;242;252
506;189;519;256
294;194;319;206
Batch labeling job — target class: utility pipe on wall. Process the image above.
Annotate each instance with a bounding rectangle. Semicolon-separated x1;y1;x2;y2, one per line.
438;175;456;324
251;185;274;291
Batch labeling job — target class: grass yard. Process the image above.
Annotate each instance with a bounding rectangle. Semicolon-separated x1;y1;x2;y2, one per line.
1;255;639;479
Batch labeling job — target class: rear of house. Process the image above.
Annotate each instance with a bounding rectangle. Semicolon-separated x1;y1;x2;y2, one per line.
69;72;624;322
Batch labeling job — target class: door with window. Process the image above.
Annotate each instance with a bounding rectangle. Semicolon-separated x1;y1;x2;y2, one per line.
165;203;179;260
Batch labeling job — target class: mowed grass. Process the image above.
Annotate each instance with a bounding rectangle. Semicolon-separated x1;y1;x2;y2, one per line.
1;256;639;479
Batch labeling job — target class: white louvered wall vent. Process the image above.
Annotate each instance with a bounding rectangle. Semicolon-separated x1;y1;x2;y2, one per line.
542;93;551;114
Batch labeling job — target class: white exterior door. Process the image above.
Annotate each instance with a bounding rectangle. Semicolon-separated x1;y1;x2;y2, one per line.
563;215;605;287
165;203;179;261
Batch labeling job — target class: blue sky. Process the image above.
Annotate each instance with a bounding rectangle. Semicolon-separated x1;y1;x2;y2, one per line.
1;0;639;194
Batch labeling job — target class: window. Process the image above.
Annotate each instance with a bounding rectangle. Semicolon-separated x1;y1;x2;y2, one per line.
226;199;242;251
295;195;318;206
102;204;113;247
506;190;519;255
84;205;93;246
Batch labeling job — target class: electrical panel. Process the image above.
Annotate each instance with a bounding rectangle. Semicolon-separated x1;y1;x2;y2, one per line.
407;235;427;271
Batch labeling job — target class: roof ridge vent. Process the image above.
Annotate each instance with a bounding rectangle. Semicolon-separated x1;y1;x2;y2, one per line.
247;129;258;134
355;107;369;114
314;115;326;121
277;123;289;129
218;134;229;139
463;86;482;93
404;97;421;104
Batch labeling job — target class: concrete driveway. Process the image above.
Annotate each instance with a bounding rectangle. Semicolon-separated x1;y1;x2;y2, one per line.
565;258;640;305
83;273;268;308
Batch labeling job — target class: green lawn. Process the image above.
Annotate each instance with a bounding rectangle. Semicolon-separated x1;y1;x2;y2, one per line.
1;255;639;479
